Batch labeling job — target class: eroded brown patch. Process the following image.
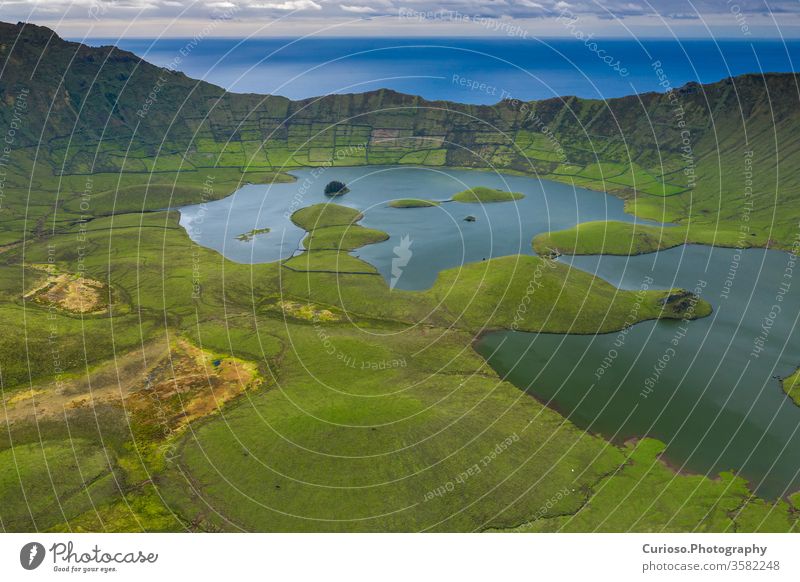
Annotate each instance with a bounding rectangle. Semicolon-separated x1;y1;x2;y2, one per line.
1;340;170;423
2;338;262;434
24;264;110;314
127;339;262;434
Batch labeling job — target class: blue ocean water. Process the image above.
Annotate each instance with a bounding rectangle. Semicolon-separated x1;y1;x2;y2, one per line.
87;37;799;103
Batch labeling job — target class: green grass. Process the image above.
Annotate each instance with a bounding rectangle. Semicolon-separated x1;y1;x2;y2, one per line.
0;167;295;247
283;251;380;274
532;221;763;256
302;225;389;251
160;323;626;532
427;255;711;333
504;439;798;532
0;440;117;531
388;199;440;208
451;186;524;204
50;484;184;533
0;301;162;390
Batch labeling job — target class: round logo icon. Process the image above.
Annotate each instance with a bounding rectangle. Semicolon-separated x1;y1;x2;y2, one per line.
20;542;46;570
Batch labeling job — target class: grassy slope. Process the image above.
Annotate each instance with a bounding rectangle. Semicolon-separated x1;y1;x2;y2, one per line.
532;220;761;256
429;255;711;333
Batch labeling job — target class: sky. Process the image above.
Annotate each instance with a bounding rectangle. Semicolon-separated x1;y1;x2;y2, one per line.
0;0;798;39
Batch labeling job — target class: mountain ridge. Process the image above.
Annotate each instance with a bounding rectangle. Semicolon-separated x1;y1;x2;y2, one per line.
1;19;799;249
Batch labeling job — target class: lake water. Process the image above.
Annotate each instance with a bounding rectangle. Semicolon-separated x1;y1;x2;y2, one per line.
476;246;800;499
179;165;651;290
180;165;800;499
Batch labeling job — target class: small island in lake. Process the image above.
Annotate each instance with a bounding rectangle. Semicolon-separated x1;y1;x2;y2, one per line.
236;227;271;242
452;186;524;203
388;198;440;208
324;180;350;197
782;368;800;406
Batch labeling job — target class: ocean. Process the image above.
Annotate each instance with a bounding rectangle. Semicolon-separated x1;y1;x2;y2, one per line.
86;37;800;103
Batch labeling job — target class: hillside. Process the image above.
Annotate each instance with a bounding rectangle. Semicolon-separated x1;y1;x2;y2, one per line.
1;20;799;248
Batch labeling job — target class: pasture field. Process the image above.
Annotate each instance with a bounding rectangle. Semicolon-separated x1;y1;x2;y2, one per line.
532;221;763;257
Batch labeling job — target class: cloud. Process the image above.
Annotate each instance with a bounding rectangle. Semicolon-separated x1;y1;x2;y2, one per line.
3;0;799;37
249;0;322;10
667;12;701;20
341;5;377;13
8;0;800;21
